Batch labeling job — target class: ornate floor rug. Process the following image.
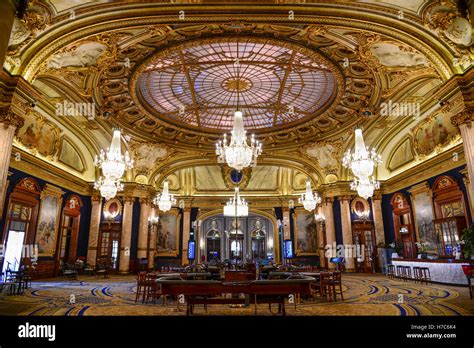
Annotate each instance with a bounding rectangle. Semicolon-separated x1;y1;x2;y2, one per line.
0;274;472;316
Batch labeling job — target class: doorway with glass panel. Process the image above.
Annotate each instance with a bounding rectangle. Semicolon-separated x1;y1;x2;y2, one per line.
2;203;35;280
97;224;121;272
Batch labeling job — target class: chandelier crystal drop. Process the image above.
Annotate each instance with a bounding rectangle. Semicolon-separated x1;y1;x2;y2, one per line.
342;128;382;179
93;176;124;201
298;181;321;212
153;180;177;212
216;110;262;171
350;176;381;200
94;129;134;181
223;187;249;217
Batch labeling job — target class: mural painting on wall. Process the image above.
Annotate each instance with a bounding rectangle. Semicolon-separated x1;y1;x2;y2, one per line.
35;185;63;257
413;112;459;156
412;189;437;254
156;210;180;256
16;112;60;157
294;210;318;256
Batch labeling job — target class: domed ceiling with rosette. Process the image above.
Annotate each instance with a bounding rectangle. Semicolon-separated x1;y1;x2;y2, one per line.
132;37;339;131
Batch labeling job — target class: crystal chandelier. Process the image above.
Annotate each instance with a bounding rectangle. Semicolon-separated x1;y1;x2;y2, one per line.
343;128;382;199
153;180;177;212
93;176;123;201
216;111;262;171
298;180;321;212
94;129;134;181
350;176;381;200
223;187;249;217
342;128;382;179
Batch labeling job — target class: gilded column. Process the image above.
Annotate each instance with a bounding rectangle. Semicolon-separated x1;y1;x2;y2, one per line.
86;195;102;267
371;193;385;245
137;198;150;260
148;206;158;270
119;196;134;273
181;201;192;265
282;207;291;240
322;198;336;269
0;109;24;216
452;111;474;217
315;205;326;269
340;196;355;271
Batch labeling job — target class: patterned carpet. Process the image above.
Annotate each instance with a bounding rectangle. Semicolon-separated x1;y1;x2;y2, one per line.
0;274;472;316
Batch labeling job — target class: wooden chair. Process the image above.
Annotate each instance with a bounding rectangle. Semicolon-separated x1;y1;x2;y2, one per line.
419;267;431;284
330;271;344;301
135;272;147;303
144;273;162;304
402;266;412;282
312;272;333;301
386;265;396;279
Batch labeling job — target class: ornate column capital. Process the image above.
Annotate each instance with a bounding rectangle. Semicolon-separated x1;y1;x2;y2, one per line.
123;196;135;204
323;197;334;205
139;197;151;206
372;192;383;201
339;195;353;202
91;194;102;203
0;108;24;133
451;110;474;128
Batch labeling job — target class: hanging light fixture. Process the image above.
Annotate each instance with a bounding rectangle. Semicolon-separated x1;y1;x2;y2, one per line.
298;180;321;212
215;40;262;171
343;128;382;199
94;129;134;181
223;187;249;217
93;176;123;201
216;111;262;171
350;176;380;200
342;128;382;179
153;180;177;212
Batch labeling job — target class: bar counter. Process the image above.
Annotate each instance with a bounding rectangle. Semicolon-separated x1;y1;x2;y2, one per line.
391;258;473;286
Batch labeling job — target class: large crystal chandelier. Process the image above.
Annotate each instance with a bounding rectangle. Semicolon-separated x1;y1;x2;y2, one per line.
343;128;382;199
350;176;380;200
94;129;134;181
223;187;249;217
93;176;123;201
216;110;262;171
153;180;177;212
342;128;382;179
215;40;262;171
298;180;321;212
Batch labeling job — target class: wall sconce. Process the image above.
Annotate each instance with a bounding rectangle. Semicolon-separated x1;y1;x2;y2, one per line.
400;226;409;234
148;216;159;225
288;199;295;209
314;214;326;223
267;239;273;249
178;200;185;209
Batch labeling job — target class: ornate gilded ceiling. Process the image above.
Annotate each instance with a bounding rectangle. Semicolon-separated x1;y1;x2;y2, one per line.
2;0;473;196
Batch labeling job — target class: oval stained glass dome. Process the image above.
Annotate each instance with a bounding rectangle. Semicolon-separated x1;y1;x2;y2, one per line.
134;37;339;131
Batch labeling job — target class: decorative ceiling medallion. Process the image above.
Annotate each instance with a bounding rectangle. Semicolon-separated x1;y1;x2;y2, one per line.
222;166;252;189
131;36;341;132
